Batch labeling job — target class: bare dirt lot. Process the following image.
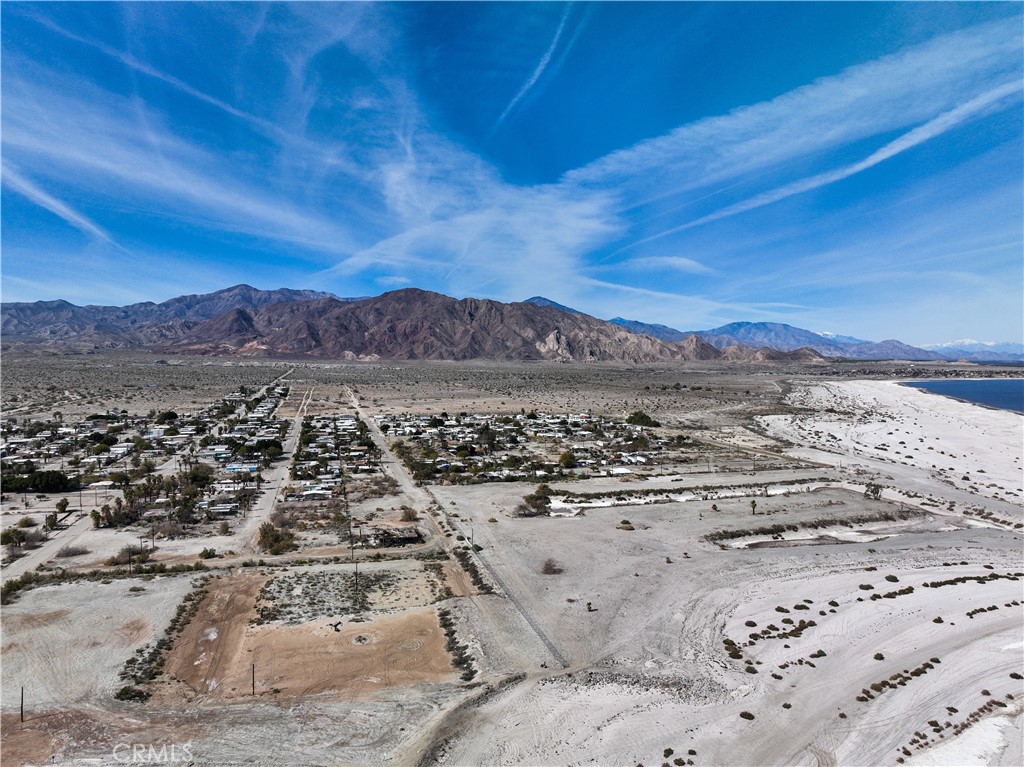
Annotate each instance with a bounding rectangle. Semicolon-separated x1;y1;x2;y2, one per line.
2;357;1022;766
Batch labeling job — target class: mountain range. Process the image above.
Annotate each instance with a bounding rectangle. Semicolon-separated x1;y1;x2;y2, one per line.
601;315;949;362
2;285;1019;363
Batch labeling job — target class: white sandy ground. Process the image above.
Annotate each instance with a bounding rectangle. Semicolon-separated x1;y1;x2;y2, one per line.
1;577;197;707
427;381;1023;767
759;380;1023;508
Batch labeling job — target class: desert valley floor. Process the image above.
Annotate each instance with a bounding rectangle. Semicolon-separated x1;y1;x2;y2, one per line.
1;355;1022;767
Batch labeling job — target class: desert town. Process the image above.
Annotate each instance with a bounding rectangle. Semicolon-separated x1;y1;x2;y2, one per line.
1;355;1022;766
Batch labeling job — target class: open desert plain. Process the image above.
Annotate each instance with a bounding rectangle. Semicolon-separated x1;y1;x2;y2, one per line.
1;355;1021;767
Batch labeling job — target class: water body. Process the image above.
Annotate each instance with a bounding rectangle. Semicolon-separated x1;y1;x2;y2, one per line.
904;379;1024;414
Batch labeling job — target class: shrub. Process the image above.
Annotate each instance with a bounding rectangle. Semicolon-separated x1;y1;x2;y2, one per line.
626;411;661;427
739;711;755;720
114;685;150;702
541;558;564;575
198;548;217;559
257;522;297;555
56;545;90;558
874;653;885;661
106;544;151;566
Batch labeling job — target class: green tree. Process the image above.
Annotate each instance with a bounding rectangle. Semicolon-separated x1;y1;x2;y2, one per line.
0;528;26;546
626;411;661;427
155;410;178;424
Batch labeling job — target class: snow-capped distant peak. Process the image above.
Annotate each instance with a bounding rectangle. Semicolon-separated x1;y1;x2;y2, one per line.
816;331;870;345
924;338;992;349
921;340;1024;356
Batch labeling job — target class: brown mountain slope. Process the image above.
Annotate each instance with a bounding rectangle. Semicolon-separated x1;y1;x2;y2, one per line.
720;344;827;363
1;285;342;350
167;288;726;363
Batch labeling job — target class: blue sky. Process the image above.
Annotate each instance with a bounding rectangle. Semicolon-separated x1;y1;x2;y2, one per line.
2;2;1021;345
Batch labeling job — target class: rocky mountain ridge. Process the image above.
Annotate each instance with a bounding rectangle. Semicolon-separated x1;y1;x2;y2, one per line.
5;285;1012;362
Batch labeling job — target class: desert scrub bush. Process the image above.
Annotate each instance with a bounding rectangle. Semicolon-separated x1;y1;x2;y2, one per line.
438;607;476;681
117;577;210;697
254;570;398;624
517;484;553;517
540;558;565;575
739;711;755;720
257;521;297;555
56;544;90;557
114;685;150;702
874;652;885;661
453;548;494;594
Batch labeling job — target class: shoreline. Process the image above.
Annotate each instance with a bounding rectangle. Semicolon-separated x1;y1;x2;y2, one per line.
761;378;1024;509
898;378;1024;416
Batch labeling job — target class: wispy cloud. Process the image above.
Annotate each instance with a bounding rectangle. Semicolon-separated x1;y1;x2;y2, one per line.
2;163;113;242
622;255;715;275
321;185;623;301
3;72;365;257
376;275;411;287
631;79;1022;245
24;11;281;137
491;5;575;133
566;17;1020;199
